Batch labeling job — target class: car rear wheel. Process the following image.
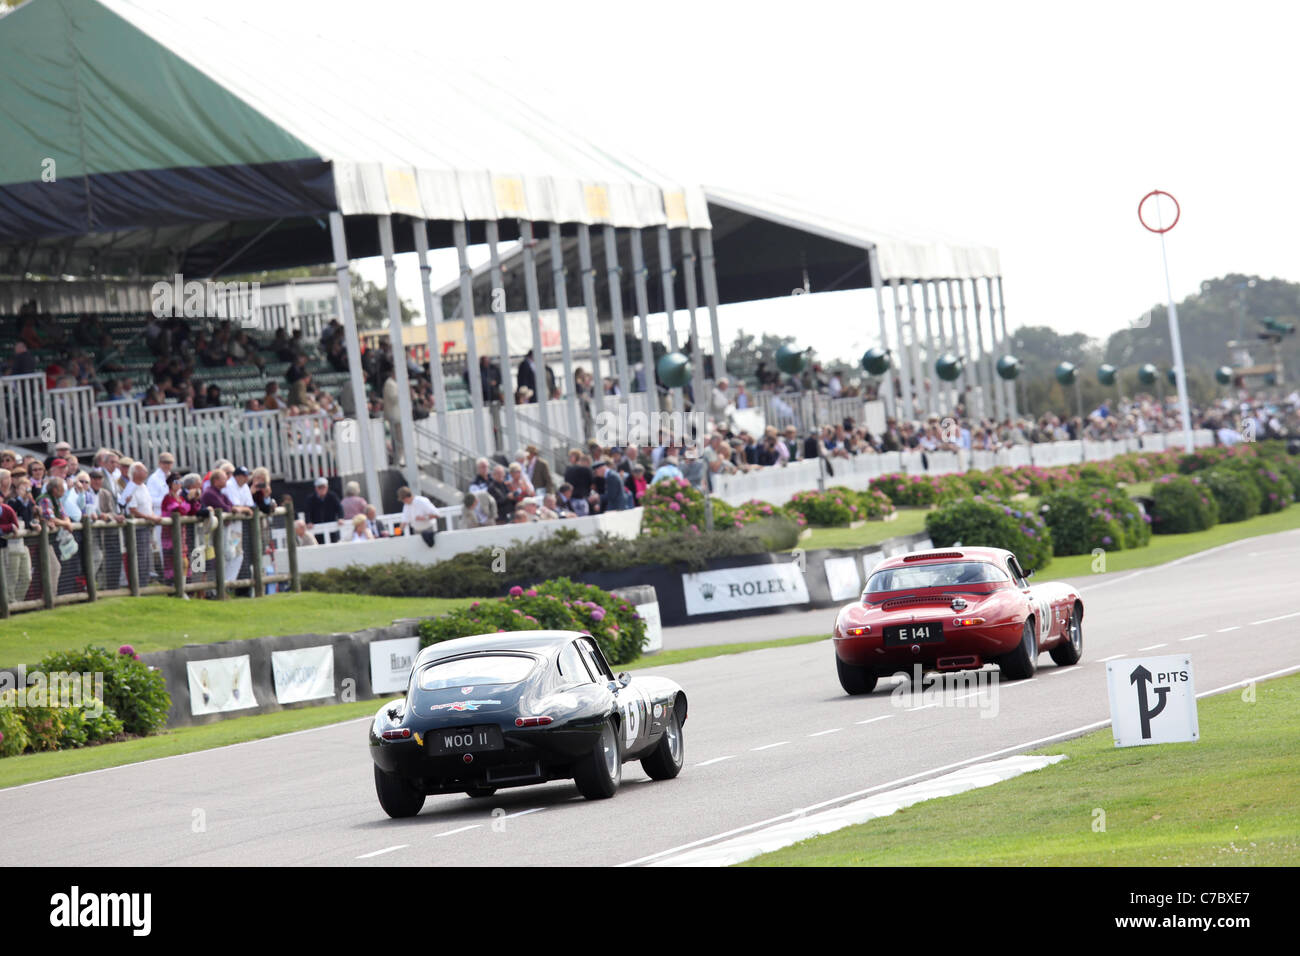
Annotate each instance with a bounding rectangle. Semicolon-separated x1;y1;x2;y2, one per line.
641;707;685;780
836;655;878;695
465;786;497;799
1050;605;1083;666
999;618;1038;680
374;765;425;818
573;719;622;800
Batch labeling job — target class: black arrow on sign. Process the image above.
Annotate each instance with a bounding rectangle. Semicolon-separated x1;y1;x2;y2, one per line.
1130;665;1170;739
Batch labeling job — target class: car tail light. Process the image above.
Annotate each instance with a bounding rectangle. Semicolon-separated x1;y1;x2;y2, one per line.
951;617;986;627
515;716;553;727
381;728;411;740
845;626;870;636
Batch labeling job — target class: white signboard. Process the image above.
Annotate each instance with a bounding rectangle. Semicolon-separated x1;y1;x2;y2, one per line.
861;549;886;579
272;645;335;704
187;654;257;716
1106;654;1199;748
824;556;862;602
369;637;421;695
636;601;664;654
682;563;810;616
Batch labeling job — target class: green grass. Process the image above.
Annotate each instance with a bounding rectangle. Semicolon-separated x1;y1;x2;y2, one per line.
1040;505;1300;581
0;634;829;788
627;634;826;670
0;698;389;789
796;507;930;551
0;593;479;666
743;674;1300;866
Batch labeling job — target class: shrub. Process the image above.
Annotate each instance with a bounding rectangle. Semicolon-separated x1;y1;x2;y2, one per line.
856;487;896;520
1150;475;1219;534
0;692;29;757
641;477;709;535
32;645;171;737
1039;485;1149;555
1202;467;1262;523
924;496;1053;572
1214;458;1293;515
416;579;646;666
784;487;860;526
869;472;948;506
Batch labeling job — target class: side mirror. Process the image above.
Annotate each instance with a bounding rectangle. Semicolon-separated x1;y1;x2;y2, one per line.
617;672;632;688
1024;569;1035;580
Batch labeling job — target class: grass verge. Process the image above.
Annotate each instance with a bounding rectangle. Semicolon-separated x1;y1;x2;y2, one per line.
0;593;478;665
1041;505;1300;581
796;508;930;551
743;673;1300;866
0;633;828;788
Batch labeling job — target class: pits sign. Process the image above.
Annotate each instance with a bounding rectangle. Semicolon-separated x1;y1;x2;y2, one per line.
1105;654;1199;748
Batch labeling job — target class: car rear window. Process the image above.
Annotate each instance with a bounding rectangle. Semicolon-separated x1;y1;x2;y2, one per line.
417;655;535;691
866;562;1008;593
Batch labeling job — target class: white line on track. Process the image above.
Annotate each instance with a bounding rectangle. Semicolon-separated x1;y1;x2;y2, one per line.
356;844;408;859
1098;654;1127;662
750;742;789;751
1138;643;1167;651
435;824;481;838
504;808;545;819
856;715;895;725
808;728;842;737
1180;634;1206;642
619;662;1300;867
695;756;736;767
1249;611;1300;626
1216;626;1240;633
1044;667;1078;676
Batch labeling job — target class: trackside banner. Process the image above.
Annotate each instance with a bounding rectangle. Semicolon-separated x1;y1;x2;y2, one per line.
271;646;335;704
369;637;421;695
187;655;257;716
682;563;810;616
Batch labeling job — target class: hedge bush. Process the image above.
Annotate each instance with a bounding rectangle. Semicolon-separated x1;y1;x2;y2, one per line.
1201;467;1262;523
0;688;124;759
856;487;896;520
641;477;709;535
1150;475;1219;534
416;578;646;666
32;645;170;737
0;693;28;757
784;487;861;526
924;496;1053;572
1039;486;1149;555
1216;458;1294;514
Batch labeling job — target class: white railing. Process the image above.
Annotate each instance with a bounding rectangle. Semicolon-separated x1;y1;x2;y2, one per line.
0;372;46;445
45;385;97;452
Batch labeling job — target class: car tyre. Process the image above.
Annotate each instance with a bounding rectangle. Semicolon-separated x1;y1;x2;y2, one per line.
1000;618;1038;680
1050;605;1083;666
641;707;685;780
465;786;497;799
836;655;879;695
374;765;425;818
573;718;622;799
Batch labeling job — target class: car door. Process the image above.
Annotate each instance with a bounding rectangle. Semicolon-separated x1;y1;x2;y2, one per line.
1008;555;1051;642
578;637;649;754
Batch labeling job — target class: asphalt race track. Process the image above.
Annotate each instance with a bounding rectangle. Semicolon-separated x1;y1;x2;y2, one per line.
5;529;1299;866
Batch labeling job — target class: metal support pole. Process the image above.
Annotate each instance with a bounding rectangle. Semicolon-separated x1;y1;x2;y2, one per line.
889;279;913;420
630;229;655;404
971;278;1000;423
577;224;605;421
952;278;979;421
328;211;380;505
413;220;449;448
38;522;53;608
379;215;420;490
930;280;950;415
486;221;518;453
602;226;631;397
213;516;226;601
986;277;1009;424
547;224;580;439
697;229;726;382
996;276;1019;422
248;513;263;598
867;248;896;420
679;229;707;416
82;514;97;603
123;519;139;598
283;504;300;593
905;280;926;418
171;513;184;598
519;220;550;438
656;226;684;411
920;279;939;417
453;221;488;454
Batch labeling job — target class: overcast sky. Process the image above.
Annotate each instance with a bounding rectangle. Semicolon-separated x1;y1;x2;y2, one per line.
340;0;1300;364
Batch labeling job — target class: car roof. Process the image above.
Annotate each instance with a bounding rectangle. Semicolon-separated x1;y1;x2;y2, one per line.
871;546;1013;573
413;630;592;667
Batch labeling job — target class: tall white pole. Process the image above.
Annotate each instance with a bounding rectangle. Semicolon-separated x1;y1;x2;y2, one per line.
378;215;419;490
602;226;632;397
412;220;449;446
328;212;379;504
889;278;913;420
867;248;896;420
577;224;605;419
548;224;580;439
486;221;518;454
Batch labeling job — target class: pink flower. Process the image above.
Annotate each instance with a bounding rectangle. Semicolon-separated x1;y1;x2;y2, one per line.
118;644;135;657
509;585;523;597
525;588;538;597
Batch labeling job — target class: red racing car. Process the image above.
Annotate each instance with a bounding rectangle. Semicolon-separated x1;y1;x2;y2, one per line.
831;547;1084;694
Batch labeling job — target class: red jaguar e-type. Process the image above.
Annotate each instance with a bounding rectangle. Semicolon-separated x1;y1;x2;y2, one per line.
831;547;1084;694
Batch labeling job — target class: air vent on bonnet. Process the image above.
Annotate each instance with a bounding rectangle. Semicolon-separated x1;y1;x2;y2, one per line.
902;551;964;562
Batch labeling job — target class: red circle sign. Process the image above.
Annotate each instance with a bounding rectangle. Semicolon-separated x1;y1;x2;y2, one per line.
1138;190;1180;234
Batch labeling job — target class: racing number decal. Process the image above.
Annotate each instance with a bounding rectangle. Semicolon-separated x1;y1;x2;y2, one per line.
622;686;649;747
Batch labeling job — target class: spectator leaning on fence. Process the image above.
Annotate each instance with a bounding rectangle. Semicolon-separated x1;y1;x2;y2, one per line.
398;486;438;543
460;491;496;529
